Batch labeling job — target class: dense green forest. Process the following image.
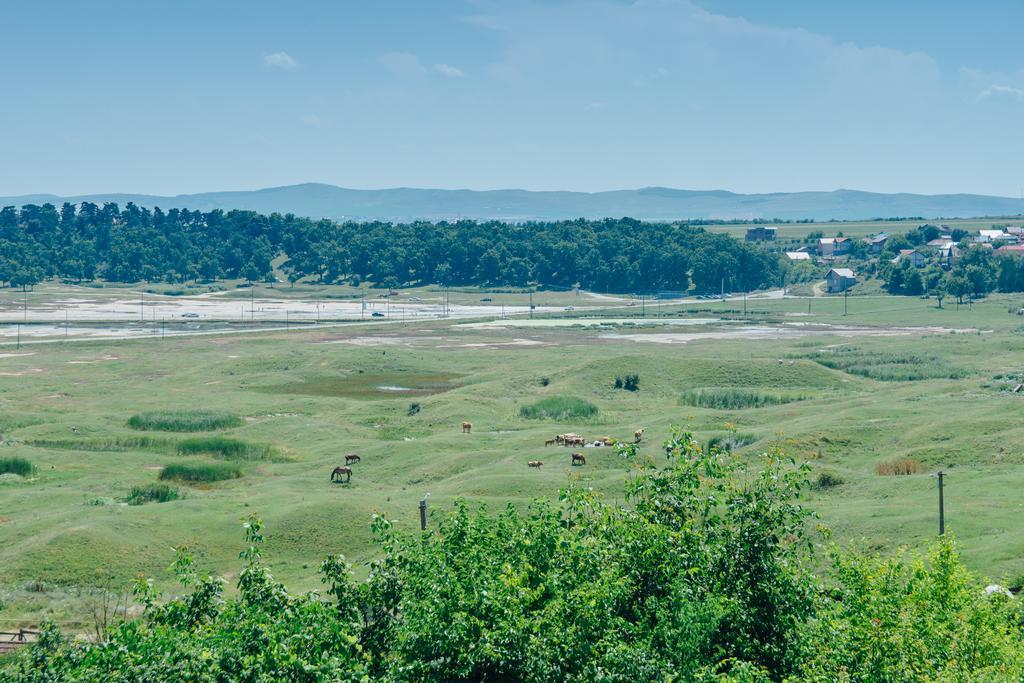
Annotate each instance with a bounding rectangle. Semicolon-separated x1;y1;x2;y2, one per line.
5;431;1022;681
0;202;781;293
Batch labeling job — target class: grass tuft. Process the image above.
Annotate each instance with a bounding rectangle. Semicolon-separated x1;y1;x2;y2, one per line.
804;347;968;381
875;458;922;476
0;457;37;477
128;410;243;432
159;462;242;483
680;388;807;410
126;483;180;505
519;396;599;421
177;436;277;461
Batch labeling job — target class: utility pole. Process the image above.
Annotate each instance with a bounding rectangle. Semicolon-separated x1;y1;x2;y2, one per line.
807;298;811;315
720;277;724;301
937;471;945;535
641;294;645;318
419;498;428;530
161;317;165;340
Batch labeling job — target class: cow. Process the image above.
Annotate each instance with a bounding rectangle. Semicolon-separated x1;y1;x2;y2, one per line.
330;466;353;483
462;421;472;434
545;439;556;446
571;452;586;466
634;428;645;443
528;460;543;468
344;453;361;465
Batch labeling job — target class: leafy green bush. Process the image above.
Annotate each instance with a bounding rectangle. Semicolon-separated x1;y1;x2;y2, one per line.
519;396;599;420
159;462;242;483
707;433;758;452
614;373;640;391
680;388;807;410
126;483;180;505
6;430;1024;682
129;410;243;432
177;436;276;461
812;470;845;490
0;456;36;477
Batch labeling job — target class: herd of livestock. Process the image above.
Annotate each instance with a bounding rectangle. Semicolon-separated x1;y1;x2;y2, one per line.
329;425;645;482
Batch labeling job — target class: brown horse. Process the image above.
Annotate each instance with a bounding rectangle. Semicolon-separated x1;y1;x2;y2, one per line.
528;460;543;468
634;428;645;443
571;452;586;466
544;438;556;447
462;421;472;434
331;466;352;483
344;454;361;465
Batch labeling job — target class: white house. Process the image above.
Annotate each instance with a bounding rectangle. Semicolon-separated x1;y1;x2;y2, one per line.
826;268;857;293
819;237;850;258
785;251;812;261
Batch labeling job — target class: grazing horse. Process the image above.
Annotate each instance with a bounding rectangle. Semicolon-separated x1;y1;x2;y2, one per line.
528;460;543;468
462;421;472;434
330;466;353;483
344;453;361;465
544;439;556;447
568;436;586;447
634;428;645;443
571;452;586;466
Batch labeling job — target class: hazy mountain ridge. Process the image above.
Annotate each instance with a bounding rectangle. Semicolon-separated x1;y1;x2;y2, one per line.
3;183;1023;221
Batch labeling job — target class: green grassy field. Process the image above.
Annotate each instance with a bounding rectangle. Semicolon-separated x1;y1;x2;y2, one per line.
3;293;1024;629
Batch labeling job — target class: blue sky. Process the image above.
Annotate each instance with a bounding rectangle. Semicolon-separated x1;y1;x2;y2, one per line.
3;0;1023;197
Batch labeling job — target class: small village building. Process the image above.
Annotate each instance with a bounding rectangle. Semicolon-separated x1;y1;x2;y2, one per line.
826;267;857;293
866;232;890;254
745;226;777;242
785;251;812;261
819;236;850;258
892;249;926;267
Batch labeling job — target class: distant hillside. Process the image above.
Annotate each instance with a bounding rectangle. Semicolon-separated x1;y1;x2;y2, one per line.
3;183;1024;221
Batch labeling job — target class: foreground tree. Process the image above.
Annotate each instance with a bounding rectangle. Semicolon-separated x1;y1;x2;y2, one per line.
6;431;1023;682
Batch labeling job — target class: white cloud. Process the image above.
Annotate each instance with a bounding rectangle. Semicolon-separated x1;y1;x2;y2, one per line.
433;63;466;78
978;85;1024;101
379;52;427;76
263;51;298;69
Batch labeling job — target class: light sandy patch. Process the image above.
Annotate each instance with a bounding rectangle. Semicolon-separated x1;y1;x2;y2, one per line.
0;368;45;376
460;317;721;329
443;338;547;349
600;323;963;344
319;335;444;346
0;352;34;358
66;354;119;364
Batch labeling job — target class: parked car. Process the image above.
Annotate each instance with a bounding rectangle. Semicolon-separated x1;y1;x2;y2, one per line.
480;297;493;302
564;306;575;311
181;312;200;318
371;311;385;318
409;296;422;302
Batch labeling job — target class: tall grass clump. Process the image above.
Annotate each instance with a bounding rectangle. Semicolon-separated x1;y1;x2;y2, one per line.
129;410;243;432
875;457;922;476
519;396;599;420
805;347;968;381
126;483;180;505
679;388;807;410
0;456;36;477
177;436;277;461
159;462;242;483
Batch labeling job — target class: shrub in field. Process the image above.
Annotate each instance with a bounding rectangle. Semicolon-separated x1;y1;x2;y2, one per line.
407;402;421;416
7;431;1024;681
679;388;806;410
707;433;758;452
0;456;36;477
177;436;276;461
519;396;598;420
128;410;243;432
875;457;922;476
159;462;242;483
812;470;845;490
613;373;640;391
126;483;180;505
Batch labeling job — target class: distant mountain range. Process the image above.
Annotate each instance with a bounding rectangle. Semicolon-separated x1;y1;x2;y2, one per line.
3;183;1024;222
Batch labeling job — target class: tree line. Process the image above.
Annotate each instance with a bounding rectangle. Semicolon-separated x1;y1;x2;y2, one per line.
0;202;783;294
6;431;1023;681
